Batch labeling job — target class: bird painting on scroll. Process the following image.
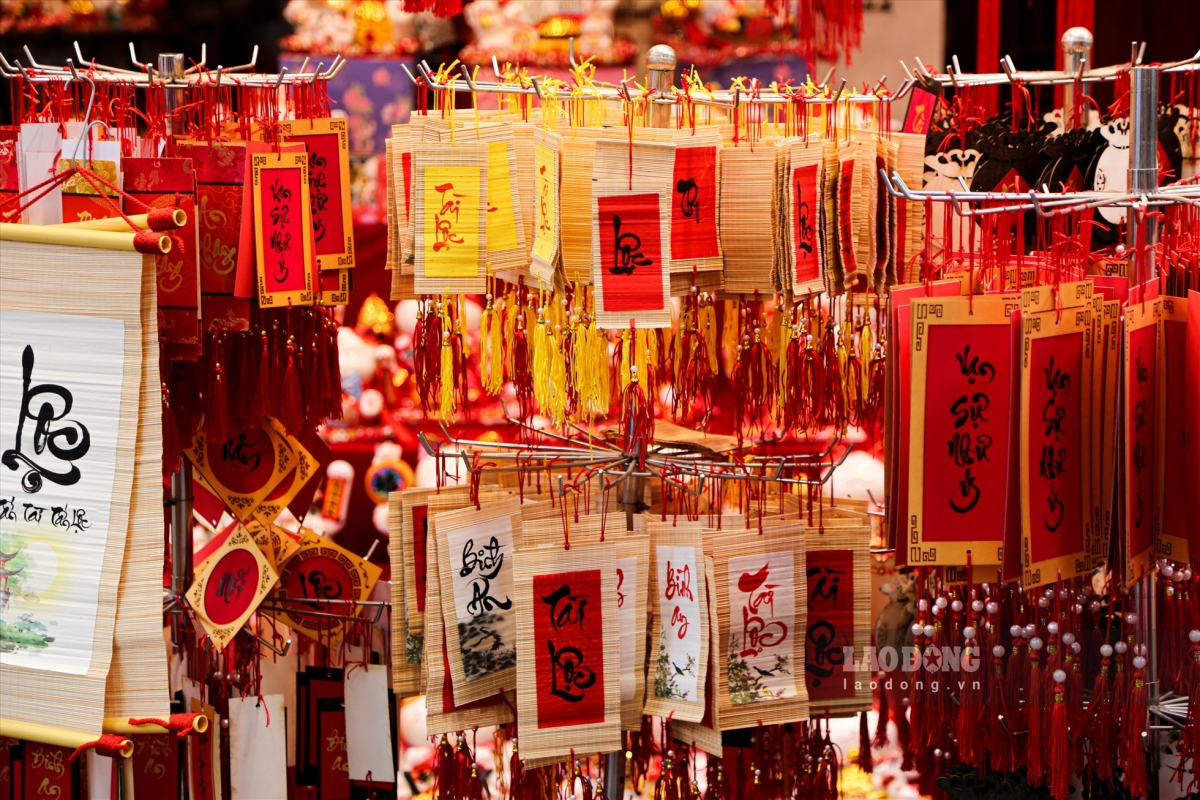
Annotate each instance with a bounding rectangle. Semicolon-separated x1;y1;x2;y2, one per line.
0;310;126;674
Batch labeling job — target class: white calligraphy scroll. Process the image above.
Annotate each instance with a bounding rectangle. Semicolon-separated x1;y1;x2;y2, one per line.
726;551;797;703
0;310;126;675
654;544;702;702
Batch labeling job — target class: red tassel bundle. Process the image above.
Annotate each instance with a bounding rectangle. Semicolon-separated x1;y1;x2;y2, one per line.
279;336;304;436
857;709;874;773
1048;669;1071;800
1025;632;1046;785
1120;651;1150;798
620;367;654;465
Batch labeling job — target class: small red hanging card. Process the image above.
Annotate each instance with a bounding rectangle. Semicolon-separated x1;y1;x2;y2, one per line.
1157;295;1190;564
279;118;355;271
251;151;315;308
1124;299;1160;584
21;743;73;800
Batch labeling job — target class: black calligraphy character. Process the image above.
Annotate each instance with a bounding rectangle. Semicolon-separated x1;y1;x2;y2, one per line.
949;468;981;514
609;215;653;276
1039;446;1067;481
2;346;91;493
538;166;551;234
22;504;46;524
796;199;814;255
50;505;68;529
1044;486;1065;532
676;178;700;224
216;567;249;604
951;392;990;429
270;178;292;205
546;641;596;702
954;345;996;384
807;566;844;605
0;497;13;521
805;620;846;688
220;433;262;475
1133;398;1147;437
542;583;587;630
1042;394;1066;439
299;570;344;605
460;537;504;581
67;507;90;535
1135;347;1148;391
467;579;513;616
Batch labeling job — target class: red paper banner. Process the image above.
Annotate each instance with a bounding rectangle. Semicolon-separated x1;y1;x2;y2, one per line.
805;550;855;702
131;734;179;798
838;159;857;274
1188;293;1200;560
412;504;429;614
22;743;72;800
792;163;820;284
1126;323;1158;560
532;570;606;728
1027;332;1086;564
318;708;351;800
597;193;664;313
921;325;1011;540
1161;298;1189;558
257;166;310;294
671;146;720;262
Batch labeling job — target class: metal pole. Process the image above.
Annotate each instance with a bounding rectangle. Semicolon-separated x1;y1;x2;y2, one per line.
157;53;185;138
601;41;677;800
1127;65;1160;279
1060;27;1093;131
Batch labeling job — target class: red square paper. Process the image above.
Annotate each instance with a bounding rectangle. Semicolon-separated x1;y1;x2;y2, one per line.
597;193;664;313
671;146;719;262
532;570;606;728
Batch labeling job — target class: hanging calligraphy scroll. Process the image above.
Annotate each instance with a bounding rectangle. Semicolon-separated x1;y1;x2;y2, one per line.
1155;295;1189;564
176;141;250;327
279;118;355;271
529;128;561;287
673;555;722;756
786;141;826;295
1187;292;1200;562
1019;300;1094;588
592;139;675;328
513;541;621;761
711;522;809;729
414;143;488;294
0;236;152;735
388;492;420;695
251;151;315;307
644;521;709;722
435;498;523;704
1124;299;1160;584
890;133;926;286
422;506;514;734
124;156;202;358
907;295;1019;567
804;526;872;716
669;128;723;293
186;417;297;522
560;127;606;286
268;531;382;646
836;135;877;290
186;524;278;651
429;123;527;281
884;279;965;560
720;144;777;295
1098;300;1121;559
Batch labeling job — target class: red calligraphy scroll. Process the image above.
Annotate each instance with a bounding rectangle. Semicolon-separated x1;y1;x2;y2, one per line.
1188;293;1200;562
597;193;664;313
1160;297;1190;562
920;324;1011;544
792;163;820;285
21;743;72;800
532;570;606;728
671;146;719;261
805;549;855;702
1027;332;1086;565
838;159;858;274
1126;317;1158;568
412;504;429;613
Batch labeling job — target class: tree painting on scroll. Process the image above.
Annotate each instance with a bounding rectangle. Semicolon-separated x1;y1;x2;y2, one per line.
532;570;605;728
921;327;1010;542
727;552;796;705
0;310;126;674
446;518;517;679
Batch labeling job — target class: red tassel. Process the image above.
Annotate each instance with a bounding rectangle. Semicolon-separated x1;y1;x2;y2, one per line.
1120;654;1150;798
857;709;874;773
1083;646;1115;783
872;676;889;748
984;625;1013;773
433;735;456;798
620;368;654;464
205;359;232;446
1049;669;1071;799
1173;632;1200;793
279;336;304;436
1025;637;1046;785
255;331;271;422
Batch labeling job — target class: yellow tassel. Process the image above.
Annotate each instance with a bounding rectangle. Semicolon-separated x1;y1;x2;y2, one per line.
721;300;740;376
532;304;551;413
700;297;718;375
859;314;874;402
548;324;568;427
777;309;793;409
439;332;456;423
480;293;504;395
619;329;632;392
766;296;784;366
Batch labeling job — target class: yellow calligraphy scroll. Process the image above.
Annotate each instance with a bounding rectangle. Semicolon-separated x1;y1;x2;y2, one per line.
422;166;480;278
532;142;557;264
487;142;519;252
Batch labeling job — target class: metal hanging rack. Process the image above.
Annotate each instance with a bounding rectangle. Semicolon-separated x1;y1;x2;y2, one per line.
0;42;347;85
403;40;912;114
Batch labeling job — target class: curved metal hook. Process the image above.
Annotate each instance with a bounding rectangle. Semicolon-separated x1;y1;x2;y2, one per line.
69;119;113;171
